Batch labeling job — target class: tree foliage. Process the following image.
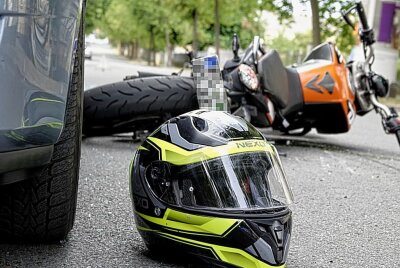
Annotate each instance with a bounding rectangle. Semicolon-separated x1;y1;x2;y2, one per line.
85;0;355;62
303;0;356;54
85;0;111;34
319;0;355;54
267;31;312;65
86;0;292;50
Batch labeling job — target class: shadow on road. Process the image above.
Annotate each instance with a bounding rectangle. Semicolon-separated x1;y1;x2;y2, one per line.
84;131;395;158
263;131;399;159
142;248;222;268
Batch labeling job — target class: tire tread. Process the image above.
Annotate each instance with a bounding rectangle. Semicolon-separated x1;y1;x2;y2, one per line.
83;76;198;135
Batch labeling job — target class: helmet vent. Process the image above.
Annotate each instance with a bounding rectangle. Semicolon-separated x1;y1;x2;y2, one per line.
192;117;208;132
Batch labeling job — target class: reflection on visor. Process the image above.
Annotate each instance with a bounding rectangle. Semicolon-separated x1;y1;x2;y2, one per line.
146;152;293;210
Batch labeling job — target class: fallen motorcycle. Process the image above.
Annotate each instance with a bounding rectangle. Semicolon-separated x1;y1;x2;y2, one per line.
83;1;400;147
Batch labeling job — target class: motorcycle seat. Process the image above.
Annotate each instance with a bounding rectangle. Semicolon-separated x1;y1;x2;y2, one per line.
258;50;303;117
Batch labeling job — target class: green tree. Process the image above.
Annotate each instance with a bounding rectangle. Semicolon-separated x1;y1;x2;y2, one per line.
85;0;111;34
267;31;312;65
85;0;295;65
319;0;355;54
310;0;320;46
210;0;293;54
303;0;355;54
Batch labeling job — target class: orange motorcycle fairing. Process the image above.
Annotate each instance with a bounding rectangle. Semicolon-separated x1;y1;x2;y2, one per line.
297;43;356;134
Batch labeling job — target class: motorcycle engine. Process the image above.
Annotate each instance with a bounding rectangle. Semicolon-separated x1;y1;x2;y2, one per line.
351;61;373;115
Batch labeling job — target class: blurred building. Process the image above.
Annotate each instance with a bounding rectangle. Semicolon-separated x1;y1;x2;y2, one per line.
363;0;399;83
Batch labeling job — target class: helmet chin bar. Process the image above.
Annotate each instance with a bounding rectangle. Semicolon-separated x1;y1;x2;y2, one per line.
245;216;292;265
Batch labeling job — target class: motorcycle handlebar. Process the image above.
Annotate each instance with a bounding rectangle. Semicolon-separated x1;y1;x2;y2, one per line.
355;1;369;30
370;95;400;148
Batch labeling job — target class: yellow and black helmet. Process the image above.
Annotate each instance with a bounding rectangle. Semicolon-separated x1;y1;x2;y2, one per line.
130;110;293;267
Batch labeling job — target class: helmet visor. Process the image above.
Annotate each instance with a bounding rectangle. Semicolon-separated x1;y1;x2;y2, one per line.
147;150;293;210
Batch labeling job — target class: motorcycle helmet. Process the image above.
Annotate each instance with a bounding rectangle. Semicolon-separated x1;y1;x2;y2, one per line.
130;110;293;268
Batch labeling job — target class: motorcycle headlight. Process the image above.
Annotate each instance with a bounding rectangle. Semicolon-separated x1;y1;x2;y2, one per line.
238;64;259;91
371;73;389;98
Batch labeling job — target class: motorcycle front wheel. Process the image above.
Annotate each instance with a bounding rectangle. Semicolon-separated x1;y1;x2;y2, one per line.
83;76;198;136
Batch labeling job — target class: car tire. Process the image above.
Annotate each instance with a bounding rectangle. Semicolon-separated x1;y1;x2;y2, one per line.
0;10;84;242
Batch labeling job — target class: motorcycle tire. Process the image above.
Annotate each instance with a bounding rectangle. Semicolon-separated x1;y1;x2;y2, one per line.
83;76;198;136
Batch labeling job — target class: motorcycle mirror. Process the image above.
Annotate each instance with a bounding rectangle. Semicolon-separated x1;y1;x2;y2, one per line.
341;6;356;30
187;50;194;62
232;33;240;62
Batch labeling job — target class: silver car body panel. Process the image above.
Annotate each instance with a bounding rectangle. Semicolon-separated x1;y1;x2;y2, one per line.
0;0;83;153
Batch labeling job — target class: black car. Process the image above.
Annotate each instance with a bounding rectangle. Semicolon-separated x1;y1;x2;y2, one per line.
0;0;85;241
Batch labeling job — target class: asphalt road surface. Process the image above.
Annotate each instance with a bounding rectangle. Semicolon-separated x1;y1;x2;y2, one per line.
1;44;399;268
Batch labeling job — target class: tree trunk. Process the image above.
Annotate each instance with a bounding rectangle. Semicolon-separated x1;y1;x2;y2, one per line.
148;26;154;65
310;0;321;46
117;42;122;55
150;26;156;66
168;44;174;67
133;40;139;60
121;42;127;56
214;0;220;57
192;8;198;56
165;28;171;66
128;43;134;59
